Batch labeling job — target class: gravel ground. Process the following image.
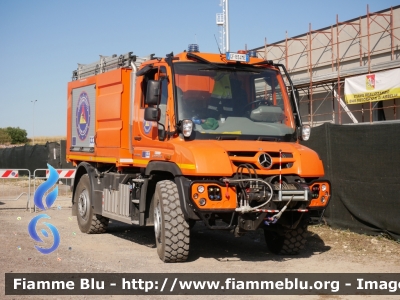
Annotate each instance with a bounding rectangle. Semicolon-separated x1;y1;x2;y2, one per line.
1;198;400;300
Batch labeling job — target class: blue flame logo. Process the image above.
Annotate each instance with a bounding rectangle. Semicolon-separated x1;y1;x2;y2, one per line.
34;164;59;210
28;164;60;254
28;214;60;254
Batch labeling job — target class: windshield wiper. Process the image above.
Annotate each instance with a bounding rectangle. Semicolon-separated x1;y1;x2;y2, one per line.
257;136;280;142
188;52;260;73
251;60;274;66
186;52;220;68
258;134;296;142
216;136;239;140
199;66;260;73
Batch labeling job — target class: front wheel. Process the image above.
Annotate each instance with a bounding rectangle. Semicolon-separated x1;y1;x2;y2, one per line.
153;180;190;262
75;174;109;234
264;223;308;255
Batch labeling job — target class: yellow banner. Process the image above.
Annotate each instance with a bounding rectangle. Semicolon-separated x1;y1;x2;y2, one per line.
344;68;400;104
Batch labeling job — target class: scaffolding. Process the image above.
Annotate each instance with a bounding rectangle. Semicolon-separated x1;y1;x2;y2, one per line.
255;5;400;126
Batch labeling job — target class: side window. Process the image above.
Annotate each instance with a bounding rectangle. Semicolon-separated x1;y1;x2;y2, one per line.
159;67;168;106
275;86;283;109
254;74;283;107
158;66;168;129
139;65;169;131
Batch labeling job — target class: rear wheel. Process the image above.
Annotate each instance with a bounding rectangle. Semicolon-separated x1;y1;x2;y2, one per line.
75;174;109;233
264;223;308;255
154;180;190;262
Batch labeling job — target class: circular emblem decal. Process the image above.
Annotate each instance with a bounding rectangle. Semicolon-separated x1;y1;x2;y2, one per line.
76;92;91;141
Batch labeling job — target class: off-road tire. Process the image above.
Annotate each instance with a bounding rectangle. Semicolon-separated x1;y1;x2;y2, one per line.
154;180;190;262
264;224;308;255
75;174;109;234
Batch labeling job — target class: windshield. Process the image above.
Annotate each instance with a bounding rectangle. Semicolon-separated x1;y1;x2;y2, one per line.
174;62;295;140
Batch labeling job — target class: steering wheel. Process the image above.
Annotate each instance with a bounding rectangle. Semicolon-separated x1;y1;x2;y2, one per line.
242;99;273;114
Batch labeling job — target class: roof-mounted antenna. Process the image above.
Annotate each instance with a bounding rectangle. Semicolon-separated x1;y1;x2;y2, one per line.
214;34;222;54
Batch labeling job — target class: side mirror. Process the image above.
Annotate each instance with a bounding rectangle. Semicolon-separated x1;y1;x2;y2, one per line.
146;80;161;106
144;107;160;122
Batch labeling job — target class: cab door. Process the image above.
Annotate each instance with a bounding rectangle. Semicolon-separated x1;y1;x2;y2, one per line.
132;64;173;162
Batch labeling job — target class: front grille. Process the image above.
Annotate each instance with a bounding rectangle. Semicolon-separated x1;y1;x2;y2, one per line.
228;151;257;157
232;161;293;170
232;162;258;169
230;151;294;170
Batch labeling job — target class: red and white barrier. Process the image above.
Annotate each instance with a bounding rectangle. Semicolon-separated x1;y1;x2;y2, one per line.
0;169;31;209
46;169;76;179
0;170;18;178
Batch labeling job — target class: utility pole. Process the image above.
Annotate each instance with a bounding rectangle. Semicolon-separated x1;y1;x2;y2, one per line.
31;100;37;145
216;0;230;53
225;0;229;52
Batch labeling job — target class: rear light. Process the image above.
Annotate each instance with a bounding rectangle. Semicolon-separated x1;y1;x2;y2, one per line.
312;184;320;199
208;186;221;201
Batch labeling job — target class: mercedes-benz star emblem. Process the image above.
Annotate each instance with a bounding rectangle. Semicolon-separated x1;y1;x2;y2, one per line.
258;153;272;169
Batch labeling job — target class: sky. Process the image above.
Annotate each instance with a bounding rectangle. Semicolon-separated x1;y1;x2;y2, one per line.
0;0;398;138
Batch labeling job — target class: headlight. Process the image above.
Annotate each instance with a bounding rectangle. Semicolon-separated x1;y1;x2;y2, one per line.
321;184;327;192
301;125;311;141
181;120;193;137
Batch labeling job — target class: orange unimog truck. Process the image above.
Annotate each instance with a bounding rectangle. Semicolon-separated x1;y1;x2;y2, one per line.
67;45;331;262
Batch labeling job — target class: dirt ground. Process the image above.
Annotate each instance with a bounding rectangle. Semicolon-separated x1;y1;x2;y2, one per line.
1;198;400;300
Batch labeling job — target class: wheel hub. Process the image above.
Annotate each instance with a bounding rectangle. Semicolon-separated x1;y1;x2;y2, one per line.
77;190;88;219
154;200;162;243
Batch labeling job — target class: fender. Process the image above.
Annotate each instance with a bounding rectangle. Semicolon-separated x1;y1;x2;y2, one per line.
144;161;182;177
71;162;103;216
144;161;198;221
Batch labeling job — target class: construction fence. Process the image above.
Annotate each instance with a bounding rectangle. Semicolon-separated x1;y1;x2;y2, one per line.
0;132;399;240
0;140;72;173
0;140;74;210
0;168;75;211
301;121;400;240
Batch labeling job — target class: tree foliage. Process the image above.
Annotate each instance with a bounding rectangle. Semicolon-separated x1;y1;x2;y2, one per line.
0;128;11;144
1;127;28;144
